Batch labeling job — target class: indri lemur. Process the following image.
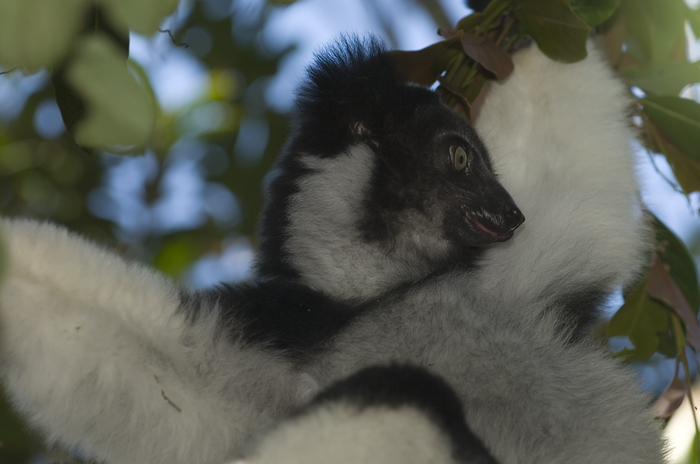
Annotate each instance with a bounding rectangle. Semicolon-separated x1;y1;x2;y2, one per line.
0;35;662;464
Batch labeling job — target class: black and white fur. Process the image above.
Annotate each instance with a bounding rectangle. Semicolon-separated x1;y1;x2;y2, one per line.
234;365;498;464
0;36;662;464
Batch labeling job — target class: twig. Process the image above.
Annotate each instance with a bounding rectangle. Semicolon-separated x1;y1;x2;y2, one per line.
158;28;188;48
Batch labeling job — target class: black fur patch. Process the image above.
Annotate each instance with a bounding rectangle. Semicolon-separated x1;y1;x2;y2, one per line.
308;364;499;463
542;283;608;344
182;280;360;360
254;155;309;281
558;287;608;343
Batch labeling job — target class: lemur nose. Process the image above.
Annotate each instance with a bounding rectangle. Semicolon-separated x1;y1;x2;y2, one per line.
505;208;525;232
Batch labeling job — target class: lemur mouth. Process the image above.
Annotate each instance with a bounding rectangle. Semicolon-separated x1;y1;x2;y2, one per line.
465;209;524;243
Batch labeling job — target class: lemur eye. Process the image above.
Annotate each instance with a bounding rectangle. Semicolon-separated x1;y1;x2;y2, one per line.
449;145;468;171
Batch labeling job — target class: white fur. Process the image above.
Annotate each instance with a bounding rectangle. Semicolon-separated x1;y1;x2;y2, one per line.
0;42;664;463
285;146;453;301
0;219;305;464
237;403;457;464
474;42;650;302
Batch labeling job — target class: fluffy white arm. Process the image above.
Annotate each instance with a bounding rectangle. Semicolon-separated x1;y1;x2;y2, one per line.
475;43;650;301
0;219;302;464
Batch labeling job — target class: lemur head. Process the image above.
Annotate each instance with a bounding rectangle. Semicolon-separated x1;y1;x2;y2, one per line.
256;36;523;299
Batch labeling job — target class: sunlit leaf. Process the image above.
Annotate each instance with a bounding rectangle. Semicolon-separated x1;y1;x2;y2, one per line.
52;7;130;139
101;0;179;35
570;0;620;26
66;35;156;150
0;0;89;71
620;0;686;64
623;61;700;96
686;4;700;39
642;97;700;162
513;0;590;62
608;273;668;362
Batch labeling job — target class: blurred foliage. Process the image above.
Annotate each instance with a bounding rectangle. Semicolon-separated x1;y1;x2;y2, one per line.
2;0;700;462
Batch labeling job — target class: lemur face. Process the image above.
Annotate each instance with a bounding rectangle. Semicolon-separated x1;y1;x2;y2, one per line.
357;87;524;249
255;39;524;280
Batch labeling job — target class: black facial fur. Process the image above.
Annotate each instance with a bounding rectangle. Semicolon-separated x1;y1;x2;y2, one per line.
307;364;499;464
256;36;523;281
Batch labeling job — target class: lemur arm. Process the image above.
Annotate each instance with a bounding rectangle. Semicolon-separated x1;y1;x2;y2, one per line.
474;43;650;319
0;219;302;464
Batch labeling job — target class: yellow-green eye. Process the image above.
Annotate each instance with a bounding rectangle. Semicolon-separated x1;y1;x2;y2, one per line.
449;145;468;171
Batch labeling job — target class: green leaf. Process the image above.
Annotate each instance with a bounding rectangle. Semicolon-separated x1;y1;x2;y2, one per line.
0;0;89;71
66;35;156;150
619;0;653;64
647;254;700;353
608;273;668;362
53;6;130;139
570;0;620;26
457;0;510;31
647;120;700;195
623;61;700;96
664;139;700;195
655;316;679;359
513;0;590;62
101;0;180;35
642;96;700;162
154;237;200;278
653;218;700;316
620;0;686;64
